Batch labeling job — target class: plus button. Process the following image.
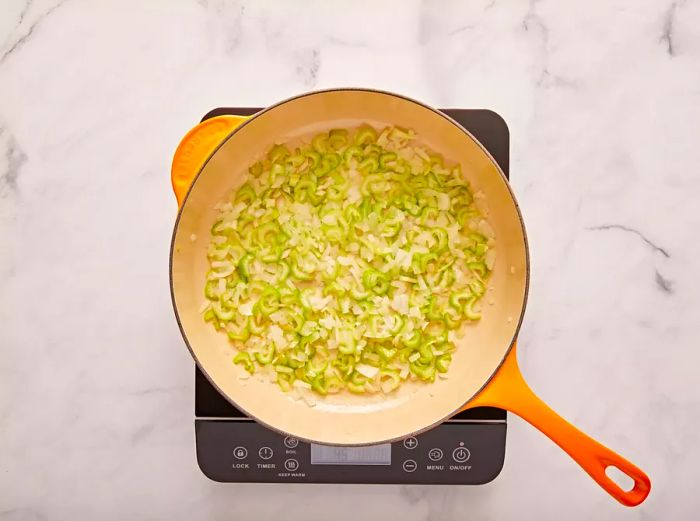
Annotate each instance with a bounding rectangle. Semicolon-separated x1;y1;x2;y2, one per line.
403;437;418;450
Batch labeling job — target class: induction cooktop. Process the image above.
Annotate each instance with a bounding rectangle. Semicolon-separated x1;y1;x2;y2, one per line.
194;106;510;484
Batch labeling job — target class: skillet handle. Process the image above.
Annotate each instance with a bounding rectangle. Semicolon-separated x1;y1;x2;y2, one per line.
465;344;651;506
171;115;250;206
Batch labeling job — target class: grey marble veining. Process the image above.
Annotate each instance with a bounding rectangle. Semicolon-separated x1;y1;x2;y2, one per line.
1;0;699;519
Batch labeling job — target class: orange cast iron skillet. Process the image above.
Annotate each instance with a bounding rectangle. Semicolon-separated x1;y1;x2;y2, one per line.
169;89;650;506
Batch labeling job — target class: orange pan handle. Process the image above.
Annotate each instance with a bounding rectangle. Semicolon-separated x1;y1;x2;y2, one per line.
465;343;651;506
171;115;250;206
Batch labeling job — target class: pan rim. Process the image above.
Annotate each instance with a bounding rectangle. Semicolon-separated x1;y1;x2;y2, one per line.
169;87;531;446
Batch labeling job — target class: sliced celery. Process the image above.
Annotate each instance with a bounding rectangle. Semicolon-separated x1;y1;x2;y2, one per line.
203;124;495;396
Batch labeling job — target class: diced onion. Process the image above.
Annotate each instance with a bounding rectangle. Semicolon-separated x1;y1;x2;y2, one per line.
356;364;379;378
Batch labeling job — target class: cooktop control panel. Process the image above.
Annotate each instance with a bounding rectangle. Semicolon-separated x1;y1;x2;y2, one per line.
195;419;506;484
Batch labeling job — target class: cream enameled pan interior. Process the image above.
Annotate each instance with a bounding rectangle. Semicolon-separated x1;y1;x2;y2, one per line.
171;90;528;445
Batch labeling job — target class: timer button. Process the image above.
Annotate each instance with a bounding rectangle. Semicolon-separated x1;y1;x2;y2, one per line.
259;447;274;460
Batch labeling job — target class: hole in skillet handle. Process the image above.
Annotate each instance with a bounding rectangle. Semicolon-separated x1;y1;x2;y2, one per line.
595;455;651;506
605;465;635;492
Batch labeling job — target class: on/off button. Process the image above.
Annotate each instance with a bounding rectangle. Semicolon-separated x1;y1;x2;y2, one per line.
452;447;470;463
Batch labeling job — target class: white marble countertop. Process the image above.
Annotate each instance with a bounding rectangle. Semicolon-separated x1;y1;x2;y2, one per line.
1;0;699;519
